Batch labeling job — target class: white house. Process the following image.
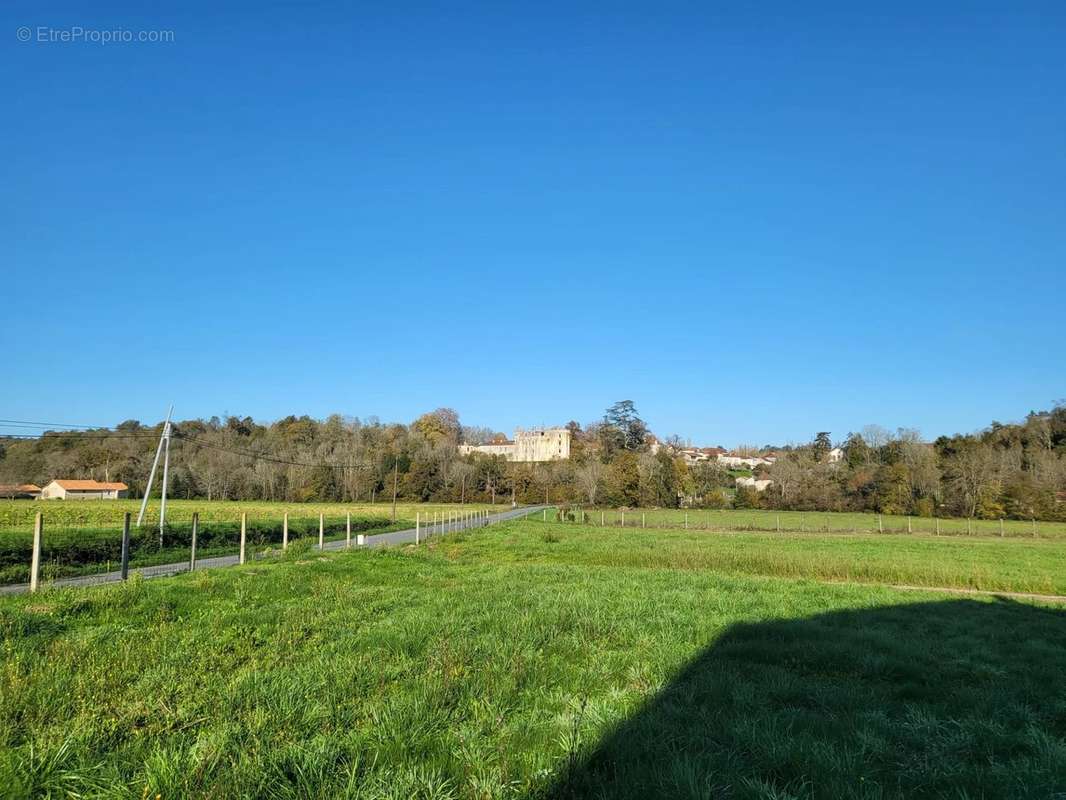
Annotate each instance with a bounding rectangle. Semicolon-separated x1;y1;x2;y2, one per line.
718;454;776;469
735;476;773;492
39;479;129;500
827;447;845;463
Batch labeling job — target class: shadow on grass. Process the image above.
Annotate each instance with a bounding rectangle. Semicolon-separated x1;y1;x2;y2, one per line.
544;598;1066;799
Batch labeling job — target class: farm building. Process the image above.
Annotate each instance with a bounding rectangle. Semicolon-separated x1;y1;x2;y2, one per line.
0;484;42;499
39;479;129;500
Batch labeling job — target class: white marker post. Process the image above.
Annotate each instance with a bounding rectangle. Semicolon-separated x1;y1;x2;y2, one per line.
239;512;247;564
29;512;42;593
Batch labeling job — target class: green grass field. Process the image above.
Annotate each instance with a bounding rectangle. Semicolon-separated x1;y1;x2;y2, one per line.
2;515;1064;798
484;519;1066;596
552;506;1066;539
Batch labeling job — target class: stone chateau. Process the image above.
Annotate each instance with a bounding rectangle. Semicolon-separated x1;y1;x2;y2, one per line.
459;427;571;462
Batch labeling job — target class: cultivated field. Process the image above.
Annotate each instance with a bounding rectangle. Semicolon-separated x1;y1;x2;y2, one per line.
1;515;1064;798
0;500;500;585
0;499;500;530
551;506;1066;538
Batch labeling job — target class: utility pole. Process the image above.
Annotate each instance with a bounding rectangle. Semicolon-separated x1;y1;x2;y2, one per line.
159;413;173;546
137;405;173;532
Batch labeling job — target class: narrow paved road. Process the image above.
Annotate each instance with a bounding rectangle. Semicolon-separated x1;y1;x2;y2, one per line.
0;505;546;595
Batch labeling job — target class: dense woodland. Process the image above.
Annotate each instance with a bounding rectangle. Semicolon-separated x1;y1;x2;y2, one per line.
1;401;1064;520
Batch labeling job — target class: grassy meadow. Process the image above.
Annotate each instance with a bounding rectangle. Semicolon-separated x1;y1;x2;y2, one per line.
0;501;500;585
2;515;1065;798
498;518;1066;596
552;506;1066;539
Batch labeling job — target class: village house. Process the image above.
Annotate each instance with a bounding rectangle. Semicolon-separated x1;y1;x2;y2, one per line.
38;479;129;500
677;446;726;466
718;452;777;469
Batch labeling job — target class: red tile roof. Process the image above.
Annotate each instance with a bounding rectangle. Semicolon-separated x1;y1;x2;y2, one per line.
53;479;128;491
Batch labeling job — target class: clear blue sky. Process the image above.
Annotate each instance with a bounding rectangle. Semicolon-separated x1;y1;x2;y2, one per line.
3;2;1064;446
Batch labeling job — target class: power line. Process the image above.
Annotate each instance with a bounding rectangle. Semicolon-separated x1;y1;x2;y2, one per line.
0;432;162;441
0;418;117;429
177;433;370;470
0;421;372;470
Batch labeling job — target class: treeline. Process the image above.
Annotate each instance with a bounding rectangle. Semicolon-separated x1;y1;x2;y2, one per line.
756;409;1066;521
1;402;1064;521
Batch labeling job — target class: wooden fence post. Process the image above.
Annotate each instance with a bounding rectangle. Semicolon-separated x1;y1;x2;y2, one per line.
319;513;324;550
416;512;420;544
239;512;247;564
878;514;883;534
346;512;352;548
29;512;43;592
907;516;912;534
642;513;646;529
120;511;130;581
621;511;625;528
190;512;198;571
543;509;547;522
283;512;289;550
684;512;688;530
935;517;940;536
1000;518;1004;538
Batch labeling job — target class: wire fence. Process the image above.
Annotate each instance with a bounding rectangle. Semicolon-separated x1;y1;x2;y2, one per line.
2;506;511;593
535;507;1066;539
